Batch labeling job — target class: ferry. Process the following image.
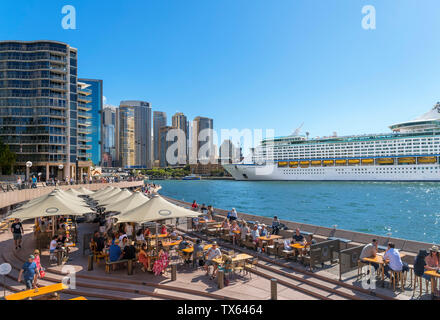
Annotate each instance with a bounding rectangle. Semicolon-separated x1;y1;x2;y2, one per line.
182;175;201;181
223;103;440;181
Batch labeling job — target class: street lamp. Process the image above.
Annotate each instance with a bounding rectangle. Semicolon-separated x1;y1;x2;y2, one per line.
75;157;79;184
25;161;32;182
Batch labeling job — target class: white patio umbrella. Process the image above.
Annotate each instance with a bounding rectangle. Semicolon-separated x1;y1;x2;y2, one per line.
18;189;87;210
114;195;202;224
65;188;83;197
92;187;121;201
98;189;132;206
77;186;95;195
103;191;149;214
90;186;115;199
8;191;93;221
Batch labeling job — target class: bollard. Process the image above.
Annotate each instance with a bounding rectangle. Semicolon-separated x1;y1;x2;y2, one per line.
270;278;277;300
218;270;224;289
87;255;93;271
57;250;62;266
171;264;177;281
127;259;133;275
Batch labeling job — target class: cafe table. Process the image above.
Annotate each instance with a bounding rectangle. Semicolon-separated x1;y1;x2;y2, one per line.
212;253;253;265
424;270;440;297
362;252;406;284
182;244;213;254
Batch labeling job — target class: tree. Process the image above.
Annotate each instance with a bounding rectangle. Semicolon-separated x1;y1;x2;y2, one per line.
0;139;16;175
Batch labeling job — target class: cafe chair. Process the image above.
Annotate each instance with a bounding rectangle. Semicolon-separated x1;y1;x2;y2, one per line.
413;273;430;297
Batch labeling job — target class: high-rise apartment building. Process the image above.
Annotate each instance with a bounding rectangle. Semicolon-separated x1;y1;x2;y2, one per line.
119;100;152;168
158;126;176;168
153;111;167;164
0;40;93;181
172;112;188;164
79;78;103;166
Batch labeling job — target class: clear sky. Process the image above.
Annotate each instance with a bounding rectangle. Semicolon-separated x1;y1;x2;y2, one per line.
1;0;440;140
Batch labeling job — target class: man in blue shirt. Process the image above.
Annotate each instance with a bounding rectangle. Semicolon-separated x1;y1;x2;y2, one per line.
109;239;122;262
18;255;37;290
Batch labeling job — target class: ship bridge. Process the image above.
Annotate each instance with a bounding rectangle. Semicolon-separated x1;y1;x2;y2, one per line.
390;102;440;133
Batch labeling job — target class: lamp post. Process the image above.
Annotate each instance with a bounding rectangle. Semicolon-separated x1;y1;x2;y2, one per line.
25;161;32;182
58;164;64;182
75;157;79;184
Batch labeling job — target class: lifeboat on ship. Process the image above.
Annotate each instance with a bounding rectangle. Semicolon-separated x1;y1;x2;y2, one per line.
417;156;437;164
289;161;298;168
299;160;310;167
278;161;288;168
377;158;394;165
311;160;322;166
323;160;334;166
335;159;347;166
361;158;374;165
398;157;416;164
348;159;360;165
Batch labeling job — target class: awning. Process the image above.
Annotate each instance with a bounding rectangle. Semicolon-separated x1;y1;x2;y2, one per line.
103;192;150;214
98;189;132;206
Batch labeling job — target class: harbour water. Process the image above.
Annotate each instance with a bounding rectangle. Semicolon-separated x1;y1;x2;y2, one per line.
155;179;440;244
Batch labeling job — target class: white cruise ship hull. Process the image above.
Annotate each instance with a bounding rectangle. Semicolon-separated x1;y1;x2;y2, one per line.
223;163;440;181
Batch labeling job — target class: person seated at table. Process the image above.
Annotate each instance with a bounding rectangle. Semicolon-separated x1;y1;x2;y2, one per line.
118;232;128;244
250;224;262;252
229;220;240;238
271;216;281;235
360;239;379;273
57;233;67;246
228;208;238;222
109;239;122;269
138;243;150;272
160;224;168;235
383;242;409;279
292;228;304;242
122;240;136;260
193;239;205;267
221;217;230;231
135;229;145;242
119;236;129;251
170;227;178;239
143;228;151;238
89;238;97;252
200;203;208;214
152;243;169;276
301;234;317;256
424;245;440;295
125;223;134;240
204;242;222;280
260;224;268;237
93;231;105;253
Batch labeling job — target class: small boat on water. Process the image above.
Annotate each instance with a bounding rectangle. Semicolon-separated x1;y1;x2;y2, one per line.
182;175;201;180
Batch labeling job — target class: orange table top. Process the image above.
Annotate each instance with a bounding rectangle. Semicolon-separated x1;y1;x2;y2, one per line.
232;230;240;234
259;235;282;241
212;224;222;228
162;240;182;247
182;244;212;253
212;253;253;264
147;234;169;239
5;283;68;300
362;252;405;265
290;243;305;249
424;270;440;278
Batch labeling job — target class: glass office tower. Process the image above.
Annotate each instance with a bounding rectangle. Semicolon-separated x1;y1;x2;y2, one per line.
0;40;90;181
79;78;103;166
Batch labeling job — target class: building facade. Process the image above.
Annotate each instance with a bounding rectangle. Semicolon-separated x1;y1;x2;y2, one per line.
119;100;152;168
172;112;188;164
0;40;93;181
102;105;117;167
193;116;214;164
153;111;167;164
79;78;103;166
159;126;177;168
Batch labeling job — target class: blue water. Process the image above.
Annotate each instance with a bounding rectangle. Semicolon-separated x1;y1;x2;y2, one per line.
155;180;440;244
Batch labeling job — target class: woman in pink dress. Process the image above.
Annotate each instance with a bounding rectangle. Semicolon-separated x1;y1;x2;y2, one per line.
33;249;45;283
152;246;169;276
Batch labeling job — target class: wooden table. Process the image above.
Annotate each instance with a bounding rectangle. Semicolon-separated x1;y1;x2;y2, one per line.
182;244;212;253
147;234;169;239
5;283;68;300
362;252;406;283
212;253;253;265
424;270;440;296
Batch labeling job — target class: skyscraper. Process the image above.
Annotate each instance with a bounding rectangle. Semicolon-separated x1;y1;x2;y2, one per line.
118;104;135;167
159;126;176;168
153;111;167;164
172;112;188;164
193;116;214;163
119;100;152;168
0;40;92;181
102;105;117;167
79;78;103;166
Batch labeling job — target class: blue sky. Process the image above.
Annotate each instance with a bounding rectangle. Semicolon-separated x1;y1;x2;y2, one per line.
1;0;440;139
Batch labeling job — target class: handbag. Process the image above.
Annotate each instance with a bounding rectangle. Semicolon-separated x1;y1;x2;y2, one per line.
39;268;46;278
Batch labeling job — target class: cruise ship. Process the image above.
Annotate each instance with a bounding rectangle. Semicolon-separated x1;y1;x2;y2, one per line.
223;103;440;181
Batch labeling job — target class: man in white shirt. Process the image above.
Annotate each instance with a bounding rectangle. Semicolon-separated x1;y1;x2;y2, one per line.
383;242;409;278
204;242;222;279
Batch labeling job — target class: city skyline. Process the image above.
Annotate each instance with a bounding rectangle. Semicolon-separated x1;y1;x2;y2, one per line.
2;1;440;139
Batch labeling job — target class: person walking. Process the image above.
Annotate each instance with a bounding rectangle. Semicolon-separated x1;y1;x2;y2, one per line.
11;218;24;249
18;255;38;290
